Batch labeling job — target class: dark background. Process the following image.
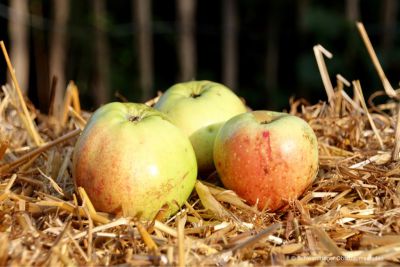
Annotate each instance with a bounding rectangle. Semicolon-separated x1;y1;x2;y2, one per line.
0;0;399;112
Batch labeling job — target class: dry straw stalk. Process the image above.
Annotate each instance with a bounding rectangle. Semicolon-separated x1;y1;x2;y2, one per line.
0;22;400;265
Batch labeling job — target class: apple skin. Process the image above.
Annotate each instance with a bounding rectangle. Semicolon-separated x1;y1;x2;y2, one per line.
154;80;247;173
213;111;318;211
72;102;197;220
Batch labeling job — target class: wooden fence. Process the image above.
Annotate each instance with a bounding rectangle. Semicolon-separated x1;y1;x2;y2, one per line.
4;0;398;110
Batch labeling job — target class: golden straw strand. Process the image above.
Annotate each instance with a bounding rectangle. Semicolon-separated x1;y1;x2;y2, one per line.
0;128;80;174
356;22;398;99
0;41;43;145
313;44;335;106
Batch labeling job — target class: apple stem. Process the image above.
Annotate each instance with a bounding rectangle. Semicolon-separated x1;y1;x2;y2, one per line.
190;93;201;99
260;116;284;124
128;115;141;122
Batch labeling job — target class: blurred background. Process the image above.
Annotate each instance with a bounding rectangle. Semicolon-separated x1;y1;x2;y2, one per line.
0;0;399;112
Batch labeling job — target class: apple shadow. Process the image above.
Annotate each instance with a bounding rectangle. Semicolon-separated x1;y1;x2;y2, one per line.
189;122;225;176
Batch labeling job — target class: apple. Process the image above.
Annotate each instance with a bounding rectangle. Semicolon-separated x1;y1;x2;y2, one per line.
213;111;318;211
72;102;197;220
154;80;247;173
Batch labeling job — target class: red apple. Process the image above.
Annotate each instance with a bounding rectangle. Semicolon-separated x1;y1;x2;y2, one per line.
213;111;318;211
72;102;198;220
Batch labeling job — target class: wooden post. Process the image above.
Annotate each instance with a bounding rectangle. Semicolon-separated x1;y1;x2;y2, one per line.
8;0;29;94
297;0;310;33
265;20;279;92
222;0;238;91
381;0;397;53
176;0;197;82
344;0;359;80
31;0;50;112
265;2;280;108
133;0;154;101
345;0;360;22
49;0;70;119
92;0;110;106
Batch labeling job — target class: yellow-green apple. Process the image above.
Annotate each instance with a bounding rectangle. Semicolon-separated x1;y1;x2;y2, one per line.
72;102;197;220
154;80;247;173
214;111;318;211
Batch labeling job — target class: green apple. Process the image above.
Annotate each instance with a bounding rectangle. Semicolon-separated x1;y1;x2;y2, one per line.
72;102;197;220
214;111;319;211
154;80;247;173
